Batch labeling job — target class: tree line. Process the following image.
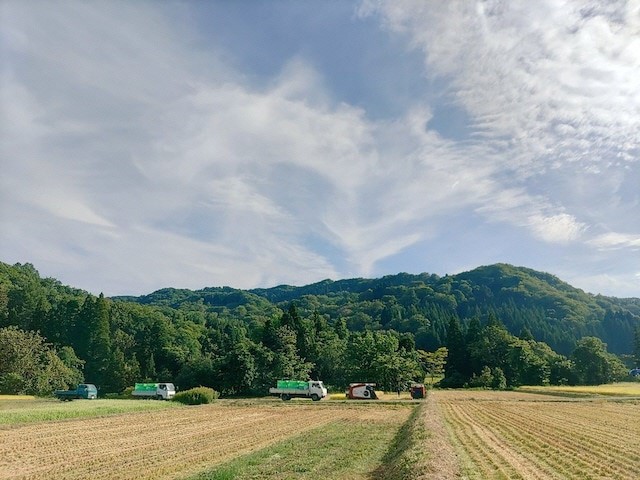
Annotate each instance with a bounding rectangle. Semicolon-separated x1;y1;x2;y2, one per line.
1;262;638;396
441;314;631;388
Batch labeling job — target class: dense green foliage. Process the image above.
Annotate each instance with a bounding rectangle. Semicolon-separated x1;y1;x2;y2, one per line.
440;316;628;388
172;386;219;405
0;326;83;395
1;261;637;395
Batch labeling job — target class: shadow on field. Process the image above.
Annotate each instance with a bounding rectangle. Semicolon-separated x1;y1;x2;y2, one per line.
368;402;425;480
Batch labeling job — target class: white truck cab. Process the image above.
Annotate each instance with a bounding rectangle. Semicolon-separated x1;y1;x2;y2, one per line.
157;383;175;400
309;381;327;398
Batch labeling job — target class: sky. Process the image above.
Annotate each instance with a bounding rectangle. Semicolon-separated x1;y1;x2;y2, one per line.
1;0;639;298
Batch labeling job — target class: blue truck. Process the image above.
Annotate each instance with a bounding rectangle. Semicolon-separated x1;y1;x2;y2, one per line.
54;384;98;401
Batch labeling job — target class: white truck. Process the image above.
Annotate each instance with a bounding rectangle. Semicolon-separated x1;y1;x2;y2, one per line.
269;380;327;401
132;382;176;400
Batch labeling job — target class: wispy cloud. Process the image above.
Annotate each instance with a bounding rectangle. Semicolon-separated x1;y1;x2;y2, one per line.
360;0;639;294
1;1;638;297
588;232;640;250
364;0;640;169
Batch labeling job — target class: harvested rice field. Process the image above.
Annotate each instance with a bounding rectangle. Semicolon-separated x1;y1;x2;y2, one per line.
434;390;640;480
2;390;639;480
0;399;411;480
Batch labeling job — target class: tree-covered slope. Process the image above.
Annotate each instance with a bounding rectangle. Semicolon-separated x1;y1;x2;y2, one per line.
117;263;639;355
1;261;638;396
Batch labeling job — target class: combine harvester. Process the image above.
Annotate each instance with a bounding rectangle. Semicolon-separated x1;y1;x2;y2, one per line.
410;383;427;399
345;383;378;400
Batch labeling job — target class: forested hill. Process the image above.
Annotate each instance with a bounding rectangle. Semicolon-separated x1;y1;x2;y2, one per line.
119;263;639;356
2;261;639;396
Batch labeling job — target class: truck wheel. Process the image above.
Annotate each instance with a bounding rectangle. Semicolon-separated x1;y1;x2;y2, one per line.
311;394;320;402
156;395;162;400
281;394;291;401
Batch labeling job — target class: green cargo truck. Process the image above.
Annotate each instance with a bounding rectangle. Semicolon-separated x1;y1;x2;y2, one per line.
132;382;175;400
54;384;98;401
269;380;327;401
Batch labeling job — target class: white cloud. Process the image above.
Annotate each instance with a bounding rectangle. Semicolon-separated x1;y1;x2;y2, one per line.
474;187;587;244
588;232;640;250
1;1;638;297
565;272;640;298
363;0;640;173
526;213;586;244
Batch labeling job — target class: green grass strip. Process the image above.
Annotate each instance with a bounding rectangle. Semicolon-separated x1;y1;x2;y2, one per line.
186;412;414;480
371;402;427;480
0;398;181;425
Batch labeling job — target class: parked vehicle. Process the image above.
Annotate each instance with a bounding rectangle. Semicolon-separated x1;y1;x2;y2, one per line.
54;384;98;401
345;383;378;400
132;382;176;400
410;383;427;399
269;380;327;401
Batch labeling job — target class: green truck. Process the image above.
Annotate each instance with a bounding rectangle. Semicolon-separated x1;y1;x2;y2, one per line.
132;382;175;400
269;380;327;401
54;384;98;401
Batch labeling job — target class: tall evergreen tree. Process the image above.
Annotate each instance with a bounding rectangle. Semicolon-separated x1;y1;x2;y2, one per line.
634;326;640;367
444;316;467;384
83;294;112;389
334;317;349;340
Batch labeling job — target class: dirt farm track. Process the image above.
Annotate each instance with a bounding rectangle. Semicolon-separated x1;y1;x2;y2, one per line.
1;390;639;480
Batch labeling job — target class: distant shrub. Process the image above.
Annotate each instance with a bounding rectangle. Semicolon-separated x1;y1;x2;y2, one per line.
437;372;467;388
491;367;507;390
102;386;135;399
466;366;493;389
173;386;219;405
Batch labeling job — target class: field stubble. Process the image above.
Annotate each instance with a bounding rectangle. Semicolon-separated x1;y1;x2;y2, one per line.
0;400;409;480
435;390;640;480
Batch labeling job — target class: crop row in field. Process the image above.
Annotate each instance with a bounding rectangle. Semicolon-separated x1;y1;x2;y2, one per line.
0;401;412;480
435;390;640;480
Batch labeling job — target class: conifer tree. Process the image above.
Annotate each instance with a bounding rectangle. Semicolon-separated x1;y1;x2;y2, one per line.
633;326;640;367
444;316;468;386
84;294;112;388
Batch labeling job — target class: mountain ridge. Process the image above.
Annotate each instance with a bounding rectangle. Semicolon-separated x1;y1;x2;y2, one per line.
2;261;638;356
111;263;638;355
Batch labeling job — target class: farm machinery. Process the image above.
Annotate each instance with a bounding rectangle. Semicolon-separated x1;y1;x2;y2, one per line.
345;383;378;400
410;383;427;399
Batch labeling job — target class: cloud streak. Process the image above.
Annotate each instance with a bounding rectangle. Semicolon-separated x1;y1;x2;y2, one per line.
1;1;638;297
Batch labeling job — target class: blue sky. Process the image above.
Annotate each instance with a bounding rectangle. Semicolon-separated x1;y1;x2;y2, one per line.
1;1;639;297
